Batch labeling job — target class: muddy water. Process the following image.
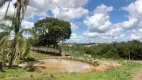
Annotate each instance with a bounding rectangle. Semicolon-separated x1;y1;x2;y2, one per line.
20;59;92;73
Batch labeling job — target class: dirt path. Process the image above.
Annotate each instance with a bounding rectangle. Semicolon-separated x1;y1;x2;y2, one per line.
132;61;142;80
133;68;142;80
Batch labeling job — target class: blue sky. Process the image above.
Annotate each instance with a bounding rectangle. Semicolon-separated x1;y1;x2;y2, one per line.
0;0;142;43
65;0;141;43
77;0;135;33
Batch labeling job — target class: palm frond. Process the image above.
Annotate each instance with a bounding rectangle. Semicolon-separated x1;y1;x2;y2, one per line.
0;35;10;63
23;40;30;58
17;33;26;57
0;32;10;38
4;16;14;20
21;29;38;40
4;0;10;18
12;18;20;33
21;0;29;20
16;32;30;59
0;34;10;50
0;20;13;32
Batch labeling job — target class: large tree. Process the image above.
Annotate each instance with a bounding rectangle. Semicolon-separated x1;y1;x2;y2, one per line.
33;17;71;47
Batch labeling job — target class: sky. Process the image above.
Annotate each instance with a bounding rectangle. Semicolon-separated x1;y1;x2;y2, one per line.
0;0;142;43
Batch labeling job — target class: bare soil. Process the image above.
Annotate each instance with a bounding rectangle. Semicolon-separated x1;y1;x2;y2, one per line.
132;61;142;80
133;68;142;80
81;61;121;73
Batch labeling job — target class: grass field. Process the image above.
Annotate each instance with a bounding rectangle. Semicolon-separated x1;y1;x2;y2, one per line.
0;60;141;80
0;49;142;80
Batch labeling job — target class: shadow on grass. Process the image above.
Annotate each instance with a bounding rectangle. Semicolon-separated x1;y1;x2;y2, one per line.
17;60;46;72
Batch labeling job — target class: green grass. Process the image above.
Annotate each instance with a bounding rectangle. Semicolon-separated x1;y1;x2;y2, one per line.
0;61;141;80
29;51;50;60
0;48;141;80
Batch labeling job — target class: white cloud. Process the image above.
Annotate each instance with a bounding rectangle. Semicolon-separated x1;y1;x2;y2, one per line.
84;4;113;33
105;27;124;37
121;17;138;28
83;4;115;40
81;4;128;43
123;0;142;21
82;1;142;43
24;0;88;20
70;22;79;31
24;0;56;19
54;0;88;8
119;0;142;28
70;33;77;39
0;2;15;20
94;4;113;14
52;7;88;21
21;20;34;29
84;14;112;33
2;0;142;43
83;31;98;38
131;29;142;40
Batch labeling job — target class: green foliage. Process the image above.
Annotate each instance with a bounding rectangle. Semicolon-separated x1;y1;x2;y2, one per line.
24;54;35;61
33;17;71;46
103;50;120;59
62;40;142;60
0;17;36;67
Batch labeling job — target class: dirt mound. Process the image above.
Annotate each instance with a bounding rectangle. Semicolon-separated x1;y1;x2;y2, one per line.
81;62;121;73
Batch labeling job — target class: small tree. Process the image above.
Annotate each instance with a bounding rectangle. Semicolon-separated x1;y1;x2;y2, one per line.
0;18;37;69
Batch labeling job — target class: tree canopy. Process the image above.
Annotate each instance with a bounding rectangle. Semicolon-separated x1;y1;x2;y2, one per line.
33;17;71;46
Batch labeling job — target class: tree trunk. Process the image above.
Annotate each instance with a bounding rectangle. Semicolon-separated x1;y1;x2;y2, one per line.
0;62;4;72
16;0;21;21
129;52;131;61
8;0;22;68
9;52;16;68
38;46;39;52
9;37;17;68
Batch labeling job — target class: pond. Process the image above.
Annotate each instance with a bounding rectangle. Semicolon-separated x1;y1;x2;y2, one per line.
19;59;92;73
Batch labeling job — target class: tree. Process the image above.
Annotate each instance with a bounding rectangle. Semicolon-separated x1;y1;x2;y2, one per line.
33;17;71;47
0;18;36;69
0;0;32;68
0;0;29;19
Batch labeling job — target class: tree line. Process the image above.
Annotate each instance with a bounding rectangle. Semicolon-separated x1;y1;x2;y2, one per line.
62;40;142;60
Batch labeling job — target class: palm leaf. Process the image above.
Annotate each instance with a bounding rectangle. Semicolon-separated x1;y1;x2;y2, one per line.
0;34;10;60
0;34;10;47
16;32;27;59
21;29;38;40
21;0;29;19
16;32;31;59
0;32;10;38
23;39;30;58
4;0;10;18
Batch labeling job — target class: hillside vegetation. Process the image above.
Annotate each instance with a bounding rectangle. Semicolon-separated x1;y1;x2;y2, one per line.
62;40;142;60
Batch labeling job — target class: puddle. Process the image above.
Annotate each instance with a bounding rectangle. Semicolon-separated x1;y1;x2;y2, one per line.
19;59;92;73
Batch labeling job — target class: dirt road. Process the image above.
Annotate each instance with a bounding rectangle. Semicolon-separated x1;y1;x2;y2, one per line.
132;61;142;80
133;68;142;80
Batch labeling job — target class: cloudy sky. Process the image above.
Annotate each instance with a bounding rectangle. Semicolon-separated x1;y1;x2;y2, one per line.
0;0;142;43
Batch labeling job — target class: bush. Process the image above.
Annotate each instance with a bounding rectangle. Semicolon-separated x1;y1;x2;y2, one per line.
103;50;120;59
24;55;35;61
